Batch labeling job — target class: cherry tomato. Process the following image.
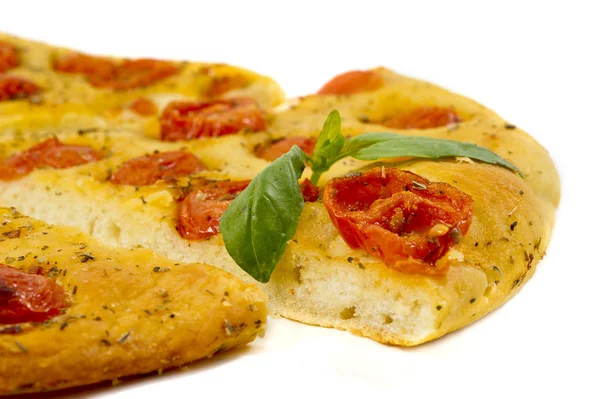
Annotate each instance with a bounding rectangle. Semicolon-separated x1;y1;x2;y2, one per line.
0;138;102;181
160;98;266;141
88;58;178;90
0;264;68;324
54;53;177;90
54;52;114;79
255;137;317;162
317;70;383;95
300;178;319;202
323;167;473;274
0;76;41;102
207;75;249;97
176;179;250;240
109;151;206;186
129;97;158;116
383;106;461;129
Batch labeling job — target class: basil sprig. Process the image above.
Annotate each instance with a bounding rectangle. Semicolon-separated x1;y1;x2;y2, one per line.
220;110;522;283
220;146;306;283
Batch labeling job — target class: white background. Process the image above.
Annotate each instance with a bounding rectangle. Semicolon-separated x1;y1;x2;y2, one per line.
3;1;599;398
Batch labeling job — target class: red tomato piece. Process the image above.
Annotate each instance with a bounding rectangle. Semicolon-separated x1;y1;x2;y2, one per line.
0;264;68;324
54;53;177;90
317;70;384;95
207;75;249;98
109;151;206;186
383;106;462;129
255;137;317;162
176;179;250;240
0;76;41;102
0;138;103;181
54;52;115;79
129;97;158;116
300;178;319;202
88;59;178;90
177;196;231;241
323;168;473;275
190;178;252;201
160;98;266;141
0;41;19;73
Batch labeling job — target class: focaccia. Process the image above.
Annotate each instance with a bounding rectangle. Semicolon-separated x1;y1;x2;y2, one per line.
0;32;284;136
0;67;559;346
0;206;267;394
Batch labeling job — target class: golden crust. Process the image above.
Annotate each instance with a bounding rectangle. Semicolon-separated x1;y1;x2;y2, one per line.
0;207;267;394
0;56;560;347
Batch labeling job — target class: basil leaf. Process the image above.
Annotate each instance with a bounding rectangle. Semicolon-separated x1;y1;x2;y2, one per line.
308;110;346;181
350;134;523;176
220;146;306;283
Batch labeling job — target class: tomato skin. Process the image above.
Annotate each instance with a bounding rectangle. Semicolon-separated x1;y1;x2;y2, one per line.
317;70;383;95
0;76;41;102
54;52;114;79
160;98;266;141
129;97;158;116
54;53;177;90
0;41;19;73
190;179;252;201
0;138;102;181
177;196;231;240
0;264;68;324
88;59;178;90
300;178;319;202
176;179;250;240
256;137;317;162
323;168;473;275
207;75;248;98
383;106;461;130
109;151;206;186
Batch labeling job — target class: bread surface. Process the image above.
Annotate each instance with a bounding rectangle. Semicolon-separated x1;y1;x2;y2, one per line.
0;207;267;394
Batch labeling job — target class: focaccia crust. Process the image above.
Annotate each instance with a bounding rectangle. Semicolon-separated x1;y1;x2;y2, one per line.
0;207;267;394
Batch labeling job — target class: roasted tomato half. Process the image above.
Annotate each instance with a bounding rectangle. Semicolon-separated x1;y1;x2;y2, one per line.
323;167;473;274
109;151;206;186
176;179;251;240
0;76;41;102
54;53;178;90
160;98;266;141
255;137;317;161
317;70;384;95
0;138;102;181
0;264;68;324
383;106;461;130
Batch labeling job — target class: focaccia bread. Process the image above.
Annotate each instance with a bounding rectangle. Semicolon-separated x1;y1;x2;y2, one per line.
0;206;267;394
0;67;560;346
0;32;284;136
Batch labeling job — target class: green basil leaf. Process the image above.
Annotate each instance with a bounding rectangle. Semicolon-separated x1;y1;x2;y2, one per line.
309;110;346;171
350;134;523;176
334;132;400;162
220;145;306;283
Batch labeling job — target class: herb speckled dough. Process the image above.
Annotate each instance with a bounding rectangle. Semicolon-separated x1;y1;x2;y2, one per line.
0;208;267;394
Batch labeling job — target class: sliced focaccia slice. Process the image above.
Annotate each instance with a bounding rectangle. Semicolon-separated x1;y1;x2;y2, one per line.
0;206;267;394
0;32;284;135
0;121;556;345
